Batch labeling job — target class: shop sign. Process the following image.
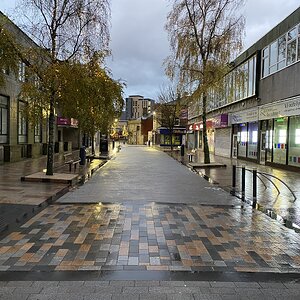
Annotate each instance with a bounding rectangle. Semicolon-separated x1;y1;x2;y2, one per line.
70;118;79;128
180;108;188;119
193;122;203;131
230;108;258;124
57;117;70;126
188;124;193;131
259;96;300;120
212;114;228;128
173;128;186;134
159;128;186;134
57;117;79;127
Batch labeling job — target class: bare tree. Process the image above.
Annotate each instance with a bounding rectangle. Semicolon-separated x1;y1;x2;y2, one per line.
155;85;184;152
16;0;111;175
165;0;245;163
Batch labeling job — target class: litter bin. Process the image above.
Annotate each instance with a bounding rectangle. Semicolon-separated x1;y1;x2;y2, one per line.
64;142;68;151
80;146;86;165
100;139;108;153
180;144;185;157
54;142;59;153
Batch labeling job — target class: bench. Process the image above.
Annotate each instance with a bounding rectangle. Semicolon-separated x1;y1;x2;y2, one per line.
187;150;195;162
64;153;81;172
85;149;95;163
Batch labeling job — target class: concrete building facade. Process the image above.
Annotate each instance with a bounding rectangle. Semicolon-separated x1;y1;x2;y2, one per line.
188;7;300;170
0;11;80;163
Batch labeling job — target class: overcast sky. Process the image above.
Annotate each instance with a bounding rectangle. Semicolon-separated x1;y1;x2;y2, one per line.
1;0;299;100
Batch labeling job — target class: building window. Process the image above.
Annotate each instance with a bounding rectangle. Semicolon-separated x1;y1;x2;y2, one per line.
248;122;258;159
295;128;300;144
34;122;42;143
273;117;287;164
207;55;257;111
237;124;247;158
262;47;269;77
18;61;26;82
269;40;278;73
262;23;300;77
287;39;297;66
278;35;286;68
289;116;300;166
0;95;8;144
18;101;27;143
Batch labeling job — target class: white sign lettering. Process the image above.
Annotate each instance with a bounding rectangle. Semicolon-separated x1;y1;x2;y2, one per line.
230;108;258;124
259;96;300;120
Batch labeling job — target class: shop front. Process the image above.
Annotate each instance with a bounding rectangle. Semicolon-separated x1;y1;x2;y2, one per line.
57;117;80;152
159;127;186;147
212;114;231;157
259;96;300;169
230;108;259;161
186;123;203;150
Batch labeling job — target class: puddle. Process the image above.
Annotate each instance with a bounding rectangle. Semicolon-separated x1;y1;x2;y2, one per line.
255;203;300;233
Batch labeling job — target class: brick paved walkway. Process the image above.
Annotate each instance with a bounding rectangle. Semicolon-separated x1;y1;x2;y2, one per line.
0;202;299;273
169;148;300;226
1;146;300;297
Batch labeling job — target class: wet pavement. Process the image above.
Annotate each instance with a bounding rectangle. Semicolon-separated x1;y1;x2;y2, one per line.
0;151;105;234
1;202;300;274
1;145;300;298
169;149;300;227
58;146;240;205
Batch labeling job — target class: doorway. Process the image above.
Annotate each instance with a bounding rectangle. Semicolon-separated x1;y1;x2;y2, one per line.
260;131;266;164
232;134;237;159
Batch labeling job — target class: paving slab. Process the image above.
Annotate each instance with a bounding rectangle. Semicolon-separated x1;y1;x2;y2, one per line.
21;172;79;186
58;147;240;206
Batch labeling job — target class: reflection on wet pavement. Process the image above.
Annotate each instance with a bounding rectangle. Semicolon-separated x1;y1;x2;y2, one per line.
170;150;300;226
1;202;300;273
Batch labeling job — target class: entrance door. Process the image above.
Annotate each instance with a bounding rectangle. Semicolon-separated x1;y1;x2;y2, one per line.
260;132;266;164
232;134;237;159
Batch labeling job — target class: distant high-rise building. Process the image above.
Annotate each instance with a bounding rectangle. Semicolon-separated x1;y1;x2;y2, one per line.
125;95;155;120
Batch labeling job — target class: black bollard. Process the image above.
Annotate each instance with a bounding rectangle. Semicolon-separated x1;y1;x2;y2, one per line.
241;165;246;201
231;165;236;196
252;167;257;208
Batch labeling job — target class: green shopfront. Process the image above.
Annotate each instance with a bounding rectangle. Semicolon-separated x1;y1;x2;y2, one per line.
259;96;300;169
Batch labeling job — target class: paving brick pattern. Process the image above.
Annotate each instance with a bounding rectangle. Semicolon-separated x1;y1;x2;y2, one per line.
0;203;300;273
1;280;300;300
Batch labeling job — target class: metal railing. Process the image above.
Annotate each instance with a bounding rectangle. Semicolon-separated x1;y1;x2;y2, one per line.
230;165;297;207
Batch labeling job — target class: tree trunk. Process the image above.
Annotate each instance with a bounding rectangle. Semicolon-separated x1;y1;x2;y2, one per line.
91;132;95;154
46;96;55;175
170;131;173;152
202;93;210;164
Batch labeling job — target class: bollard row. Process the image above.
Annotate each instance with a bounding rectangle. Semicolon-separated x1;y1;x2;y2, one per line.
231;165;257;208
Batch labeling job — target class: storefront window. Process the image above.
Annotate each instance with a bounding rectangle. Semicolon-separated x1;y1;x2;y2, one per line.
273;117;287;164
238;124;247;157
172;135;181;146
18;101;28;144
288;116;300;167
0;95;8;144
247;122;258;159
